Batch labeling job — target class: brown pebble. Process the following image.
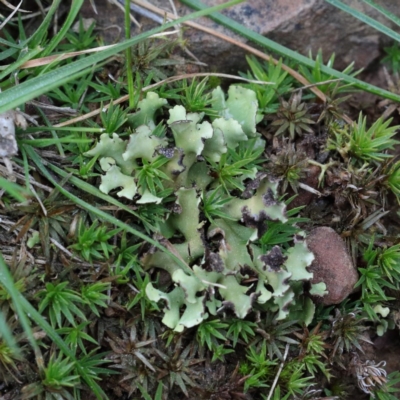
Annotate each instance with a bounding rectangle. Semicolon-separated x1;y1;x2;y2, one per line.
306;227;358;305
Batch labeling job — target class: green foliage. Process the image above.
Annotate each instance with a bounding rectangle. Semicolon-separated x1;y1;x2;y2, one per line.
0;322;24;383
81;282;110;317
210;344;234;363
127;270;160;319
298;50;359;95
196;319;228;351
200;188;235;223
176;77;218;116
328;114;400;163
69;219;120;262
207;139;264;192
259;206;307;251
382;42;400;73
100;102;128;134
241;342;276;391
226;318;257;347
37;282;86;328
386;160;400;201
57;322;98;354
22;353;80;400
135;156;172;196
240;56;293;113
58;18;97;52
377;244;400;285
355;242;398;302
279;362;314;396
42;352;80;390
48;74;93;112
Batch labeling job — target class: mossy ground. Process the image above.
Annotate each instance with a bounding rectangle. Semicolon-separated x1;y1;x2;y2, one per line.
1;2;400;400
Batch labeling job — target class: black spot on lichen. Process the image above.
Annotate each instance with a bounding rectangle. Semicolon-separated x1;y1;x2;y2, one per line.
241;206;270;237
262;188;277;207
260;246;287;271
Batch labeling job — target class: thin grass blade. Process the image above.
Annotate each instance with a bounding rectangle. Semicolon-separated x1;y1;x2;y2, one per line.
42;0;85;57
361;0;400;27
325;0;400;42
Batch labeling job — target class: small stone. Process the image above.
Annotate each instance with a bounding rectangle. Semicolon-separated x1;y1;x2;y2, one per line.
306;226;358;305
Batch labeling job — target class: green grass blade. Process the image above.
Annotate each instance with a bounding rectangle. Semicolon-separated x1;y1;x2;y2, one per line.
25;146;198;280
0;253;42;364
0;0;244;114
0;309;20;355
28;0;63;48
0;46;43;81
124;0;135;109
361;0;400;27
0;177;31;202
181;0;400;103
42;0;85;57
0;47;20;63
325;0;400;41
35;107;65;156
0;37;24;49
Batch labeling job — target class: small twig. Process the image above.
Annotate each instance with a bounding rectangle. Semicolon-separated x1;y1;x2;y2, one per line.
49;237;74;258
291;78;343;92
34;0;45;16
109;0;141;29
0;0;30;13
27;100;77;116
0;0;23;30
10;5;50;21
29;185;47;216
266;343;290;400
0;163;52;192
200;280;227;289
117;0;164;24
143;72;274;90
298;182;322;197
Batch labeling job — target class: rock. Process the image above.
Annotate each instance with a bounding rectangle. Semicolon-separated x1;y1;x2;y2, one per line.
81;0;399;73
306;226;358;305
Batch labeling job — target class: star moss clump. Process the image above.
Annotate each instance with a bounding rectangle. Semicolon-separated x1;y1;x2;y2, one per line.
85;85;319;331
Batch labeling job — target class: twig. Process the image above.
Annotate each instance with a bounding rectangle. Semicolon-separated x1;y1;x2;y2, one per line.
0;0;30;13
298;182;322;197
10;5;51;21
0;0;24;30
109;0;141;29
266;343;290;400
291;78;343;92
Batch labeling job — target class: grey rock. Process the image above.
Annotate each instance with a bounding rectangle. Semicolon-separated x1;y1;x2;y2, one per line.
81;1;399;73
306;226;358;305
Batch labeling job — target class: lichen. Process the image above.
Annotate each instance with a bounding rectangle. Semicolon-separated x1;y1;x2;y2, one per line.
85;87;317;330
